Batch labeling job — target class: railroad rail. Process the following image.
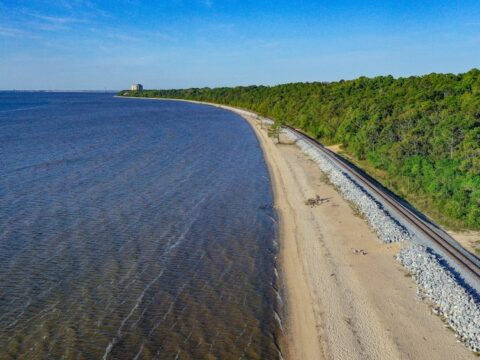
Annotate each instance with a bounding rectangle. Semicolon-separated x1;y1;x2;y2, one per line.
282;124;480;284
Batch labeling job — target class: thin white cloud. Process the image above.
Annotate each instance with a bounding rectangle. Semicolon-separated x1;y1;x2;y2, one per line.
200;0;213;8
140;30;176;42
0;25;41;39
107;33;141;42
29;13;90;24
0;26;25;37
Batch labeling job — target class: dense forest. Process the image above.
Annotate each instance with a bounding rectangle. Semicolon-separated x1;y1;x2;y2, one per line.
119;70;480;229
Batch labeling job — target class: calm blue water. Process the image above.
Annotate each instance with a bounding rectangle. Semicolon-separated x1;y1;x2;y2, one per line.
0;92;280;359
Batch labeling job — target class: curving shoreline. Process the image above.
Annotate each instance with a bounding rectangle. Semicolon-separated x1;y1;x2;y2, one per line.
118;96;476;359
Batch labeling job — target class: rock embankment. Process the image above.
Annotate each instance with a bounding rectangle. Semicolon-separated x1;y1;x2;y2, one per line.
283;127;480;353
397;245;480;352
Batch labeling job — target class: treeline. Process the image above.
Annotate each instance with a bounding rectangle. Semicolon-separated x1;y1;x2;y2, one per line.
119;70;480;229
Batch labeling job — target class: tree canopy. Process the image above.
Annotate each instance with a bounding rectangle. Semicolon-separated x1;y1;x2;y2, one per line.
119;69;480;229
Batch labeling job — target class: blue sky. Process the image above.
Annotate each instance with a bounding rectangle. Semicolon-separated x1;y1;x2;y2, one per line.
1;0;480;90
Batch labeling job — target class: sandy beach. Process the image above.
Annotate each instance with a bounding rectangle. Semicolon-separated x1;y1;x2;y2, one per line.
230;108;475;360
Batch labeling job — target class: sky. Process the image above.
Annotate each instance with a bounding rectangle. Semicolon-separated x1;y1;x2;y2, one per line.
1;0;480;90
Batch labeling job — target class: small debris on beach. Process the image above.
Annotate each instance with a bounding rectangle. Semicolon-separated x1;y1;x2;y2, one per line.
352;248;368;255
305;195;329;207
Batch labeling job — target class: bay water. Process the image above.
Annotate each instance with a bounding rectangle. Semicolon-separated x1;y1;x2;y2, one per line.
0;93;280;359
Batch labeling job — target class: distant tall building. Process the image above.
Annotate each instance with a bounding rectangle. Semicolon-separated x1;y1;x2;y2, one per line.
131;83;143;91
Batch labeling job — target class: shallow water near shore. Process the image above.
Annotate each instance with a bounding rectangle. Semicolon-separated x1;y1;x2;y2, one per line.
0;93;280;359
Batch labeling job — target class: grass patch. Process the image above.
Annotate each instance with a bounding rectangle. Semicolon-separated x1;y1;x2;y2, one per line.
318;172;331;185
474;241;480;255
349;203;365;220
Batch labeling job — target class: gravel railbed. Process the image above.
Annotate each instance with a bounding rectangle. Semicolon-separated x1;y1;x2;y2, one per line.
282;127;480;353
283;128;412;243
397;245;480;352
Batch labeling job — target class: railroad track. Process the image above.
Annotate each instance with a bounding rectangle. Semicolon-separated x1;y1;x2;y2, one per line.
283;124;480;283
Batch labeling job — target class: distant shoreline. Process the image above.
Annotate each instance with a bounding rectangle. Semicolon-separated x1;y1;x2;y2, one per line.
114;95;266;120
